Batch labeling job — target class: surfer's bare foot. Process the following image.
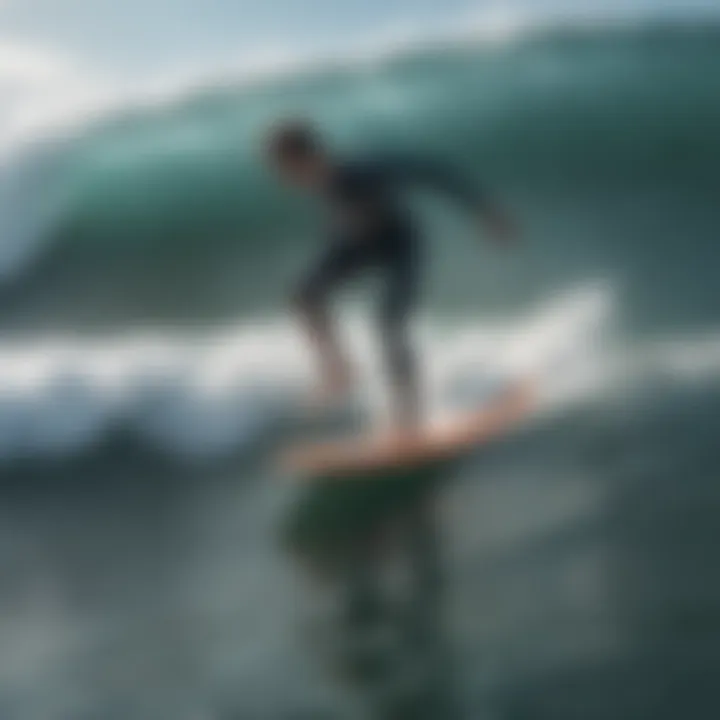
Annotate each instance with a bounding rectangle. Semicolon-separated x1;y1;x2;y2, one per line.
308;363;354;409
310;380;350;408
387;414;424;447
388;385;423;442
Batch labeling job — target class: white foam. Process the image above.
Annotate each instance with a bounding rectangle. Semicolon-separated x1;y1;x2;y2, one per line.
0;283;713;463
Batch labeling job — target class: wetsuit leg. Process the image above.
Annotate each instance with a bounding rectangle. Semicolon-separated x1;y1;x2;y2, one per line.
293;240;376;393
378;237;421;427
294;240;375;312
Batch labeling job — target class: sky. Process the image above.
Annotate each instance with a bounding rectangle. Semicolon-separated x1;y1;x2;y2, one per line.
1;0;718;78
3;0;498;79
0;0;717;152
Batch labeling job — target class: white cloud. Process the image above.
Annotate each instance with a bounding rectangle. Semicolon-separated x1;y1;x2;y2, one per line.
0;38;110;156
0;40;78;84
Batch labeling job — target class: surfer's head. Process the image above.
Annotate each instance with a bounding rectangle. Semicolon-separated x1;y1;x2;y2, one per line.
265;119;328;188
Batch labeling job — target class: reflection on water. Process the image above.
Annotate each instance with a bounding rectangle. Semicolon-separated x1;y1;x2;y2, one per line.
282;463;459;718
281;384;720;719
0;384;718;718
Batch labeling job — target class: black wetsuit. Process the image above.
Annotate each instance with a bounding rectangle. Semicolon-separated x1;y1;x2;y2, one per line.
295;155;483;420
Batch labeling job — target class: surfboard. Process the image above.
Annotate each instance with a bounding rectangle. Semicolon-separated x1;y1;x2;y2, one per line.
281;380;536;479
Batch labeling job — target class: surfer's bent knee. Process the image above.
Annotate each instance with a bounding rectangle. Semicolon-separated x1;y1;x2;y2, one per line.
291;283;324;319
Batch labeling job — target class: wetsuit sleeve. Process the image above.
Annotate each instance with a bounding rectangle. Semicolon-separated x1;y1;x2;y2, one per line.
381;155;486;212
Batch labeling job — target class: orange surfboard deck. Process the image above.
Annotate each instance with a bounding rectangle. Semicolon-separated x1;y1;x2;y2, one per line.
281;381;536;478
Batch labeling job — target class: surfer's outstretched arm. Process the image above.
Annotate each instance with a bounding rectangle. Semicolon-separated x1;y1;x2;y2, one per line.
383;155;518;245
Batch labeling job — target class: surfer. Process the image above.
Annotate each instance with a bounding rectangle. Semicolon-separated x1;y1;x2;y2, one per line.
265;119;516;431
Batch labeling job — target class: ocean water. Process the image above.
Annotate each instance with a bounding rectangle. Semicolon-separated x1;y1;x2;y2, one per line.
0;17;719;720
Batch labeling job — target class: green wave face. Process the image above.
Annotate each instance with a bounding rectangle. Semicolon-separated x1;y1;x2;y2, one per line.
1;23;718;331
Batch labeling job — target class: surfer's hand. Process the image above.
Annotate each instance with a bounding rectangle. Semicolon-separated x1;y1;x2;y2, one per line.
481;204;518;247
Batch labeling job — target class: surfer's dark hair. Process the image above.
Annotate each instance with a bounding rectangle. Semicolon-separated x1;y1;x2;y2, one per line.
266;119;322;163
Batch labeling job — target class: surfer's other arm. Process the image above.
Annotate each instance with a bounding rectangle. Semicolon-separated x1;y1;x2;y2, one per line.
384;154;518;245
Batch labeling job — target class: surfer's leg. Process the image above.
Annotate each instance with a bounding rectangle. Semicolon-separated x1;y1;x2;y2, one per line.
293;241;372;399
379;241;421;429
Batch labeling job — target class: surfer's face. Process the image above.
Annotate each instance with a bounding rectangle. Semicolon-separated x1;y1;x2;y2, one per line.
264;120;324;189
272;155;325;190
